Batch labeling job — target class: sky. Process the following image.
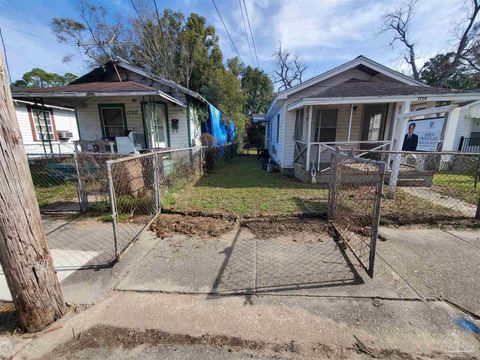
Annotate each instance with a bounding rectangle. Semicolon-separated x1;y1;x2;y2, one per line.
0;0;470;86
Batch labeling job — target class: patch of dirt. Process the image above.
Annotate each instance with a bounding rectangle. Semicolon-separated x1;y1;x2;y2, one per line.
41;325;472;360
150;214;237;239
241;216;329;238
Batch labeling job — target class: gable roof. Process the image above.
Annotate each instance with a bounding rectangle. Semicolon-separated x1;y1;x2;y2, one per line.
311;79;457;98
267;55;429;114
279;55;428;98
113;59;209;104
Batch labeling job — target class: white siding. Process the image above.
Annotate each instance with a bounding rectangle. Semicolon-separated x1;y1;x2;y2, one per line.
75;96;189;150
267;107;284;163
14;102;78;154
76;96;144;141
283;109;296;168
167;104;189;149
189;106;202;148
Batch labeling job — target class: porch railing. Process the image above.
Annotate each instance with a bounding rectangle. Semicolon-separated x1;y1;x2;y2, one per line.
459;137;480;153
295;140;391;172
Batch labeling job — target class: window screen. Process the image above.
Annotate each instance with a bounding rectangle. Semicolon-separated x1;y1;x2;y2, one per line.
294;108;305;141
311;109;337;142
100;106;125;138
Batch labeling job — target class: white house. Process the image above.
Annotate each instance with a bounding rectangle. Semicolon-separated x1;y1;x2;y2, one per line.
13;99;79;154
263;56;480;181
12;58;206;154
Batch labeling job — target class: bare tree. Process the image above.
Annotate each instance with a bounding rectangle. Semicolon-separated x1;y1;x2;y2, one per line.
51;0;132;70
381;0;420;80
273;43;307;91
382;0;480;82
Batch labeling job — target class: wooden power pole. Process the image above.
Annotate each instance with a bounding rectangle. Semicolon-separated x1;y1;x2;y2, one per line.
0;52;65;332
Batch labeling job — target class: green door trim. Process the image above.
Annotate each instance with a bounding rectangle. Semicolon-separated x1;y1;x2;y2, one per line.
97;103;128;138
141;100;170;148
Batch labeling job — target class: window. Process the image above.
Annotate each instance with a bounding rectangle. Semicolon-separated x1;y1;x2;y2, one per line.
28;106;56;141
99;104;127;138
276;114;280;143
294;108;305;141
311;109;337;142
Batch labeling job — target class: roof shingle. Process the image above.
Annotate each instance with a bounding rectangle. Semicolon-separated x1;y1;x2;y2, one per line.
13;81;157;94
310;79;462;98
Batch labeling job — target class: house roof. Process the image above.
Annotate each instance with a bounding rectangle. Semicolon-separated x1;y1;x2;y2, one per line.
266;55;429;115
114;59;209;105
12;81;187;107
15;81;158;94
310;79;459;98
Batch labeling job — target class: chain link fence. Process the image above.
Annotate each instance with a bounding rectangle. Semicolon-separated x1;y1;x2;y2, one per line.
28;153;80;212
354;150;480;224
108;147;205;258
328;149;386;276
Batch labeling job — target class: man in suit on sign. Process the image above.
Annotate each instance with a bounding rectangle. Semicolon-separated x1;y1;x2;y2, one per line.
402;123;418;151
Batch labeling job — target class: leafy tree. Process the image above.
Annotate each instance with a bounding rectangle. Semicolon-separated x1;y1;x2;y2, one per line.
420;53;480;89
241;66;274;116
203;64;247;142
13;68;78;88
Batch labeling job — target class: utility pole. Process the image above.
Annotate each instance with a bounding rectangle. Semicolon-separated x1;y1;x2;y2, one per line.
0;51;65;332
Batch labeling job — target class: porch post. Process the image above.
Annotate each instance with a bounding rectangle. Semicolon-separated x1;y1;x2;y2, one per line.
347;104;354;142
306;105;313;171
388;100;411;197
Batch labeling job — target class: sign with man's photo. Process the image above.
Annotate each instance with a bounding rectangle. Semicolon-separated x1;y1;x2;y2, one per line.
402;117;445;152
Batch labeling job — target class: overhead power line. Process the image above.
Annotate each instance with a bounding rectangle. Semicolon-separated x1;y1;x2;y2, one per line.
211;0;245;67
239;0;254;66
242;0;260;68
0;27;12;82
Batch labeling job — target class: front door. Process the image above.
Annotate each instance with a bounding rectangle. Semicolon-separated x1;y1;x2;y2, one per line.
360;104;388;149
143;102;168;149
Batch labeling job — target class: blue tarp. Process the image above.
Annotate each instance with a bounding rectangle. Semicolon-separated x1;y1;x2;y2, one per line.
203;104;236;145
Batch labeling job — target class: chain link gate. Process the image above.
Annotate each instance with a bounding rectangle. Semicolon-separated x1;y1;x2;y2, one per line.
107;147;204;259
328;148;386;276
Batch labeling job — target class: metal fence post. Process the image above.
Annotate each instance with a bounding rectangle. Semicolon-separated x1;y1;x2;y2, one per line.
106;160;120;260
200;146;204;176
328;147;341;220
388;153;401;198
74;144;89;211
369;161;386;276
152;153;160;214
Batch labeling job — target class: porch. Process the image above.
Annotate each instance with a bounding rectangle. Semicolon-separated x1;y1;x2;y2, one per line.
291;103;394;182
13;82;199;155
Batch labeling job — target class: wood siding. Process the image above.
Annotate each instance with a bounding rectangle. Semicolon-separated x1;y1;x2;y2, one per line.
15;102;79;153
75;96;189;150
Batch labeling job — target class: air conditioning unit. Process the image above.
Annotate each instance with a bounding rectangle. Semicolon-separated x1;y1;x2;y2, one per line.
57;131;73;140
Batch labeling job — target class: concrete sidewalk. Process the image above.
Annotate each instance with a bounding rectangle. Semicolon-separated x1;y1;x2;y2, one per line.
378;227;480;317
3;224;480;359
11;292;480;359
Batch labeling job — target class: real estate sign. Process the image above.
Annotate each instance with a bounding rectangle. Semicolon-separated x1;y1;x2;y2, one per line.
404;117;445;152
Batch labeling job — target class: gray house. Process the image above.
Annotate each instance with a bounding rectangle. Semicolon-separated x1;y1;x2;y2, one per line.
263;56;480;181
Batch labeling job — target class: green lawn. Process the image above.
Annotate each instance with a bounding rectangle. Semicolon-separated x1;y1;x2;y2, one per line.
35;182;78;208
433;173;480;205
167;155;328;216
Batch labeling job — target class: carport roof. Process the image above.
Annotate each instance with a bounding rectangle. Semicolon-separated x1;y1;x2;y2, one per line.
12;81;187;107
